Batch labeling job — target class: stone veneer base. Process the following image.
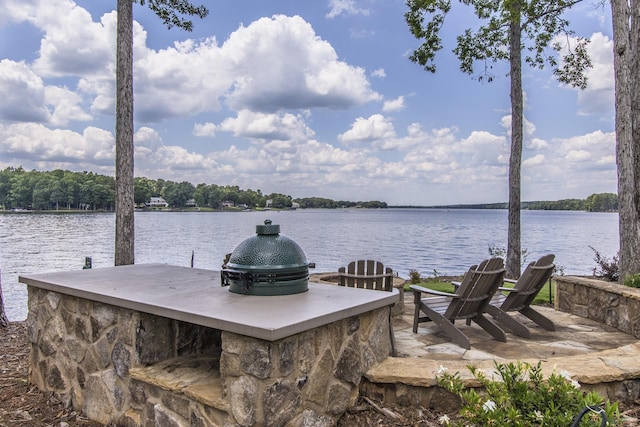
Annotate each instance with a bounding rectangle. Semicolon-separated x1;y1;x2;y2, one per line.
555;275;640;338
359;276;640;409
23;265;396;426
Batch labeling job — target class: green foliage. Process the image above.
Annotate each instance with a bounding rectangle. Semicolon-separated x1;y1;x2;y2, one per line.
623;274;640;288
405;0;591;87
413;280;456;293
413;278;553;305
488;243;529;267
437;361;620;426
0;167;116;211
524;198;586;210
0;167;385;211
415;194;615;211
590;246;619;282
498;280;554;305
138;0;209;31
409;269;422;284
405;0;452;73
585;193;618;212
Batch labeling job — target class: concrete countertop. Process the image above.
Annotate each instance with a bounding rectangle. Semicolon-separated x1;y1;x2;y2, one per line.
20;263;398;341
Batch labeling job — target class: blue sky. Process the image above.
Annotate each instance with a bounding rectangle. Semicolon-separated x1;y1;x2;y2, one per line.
0;0;616;205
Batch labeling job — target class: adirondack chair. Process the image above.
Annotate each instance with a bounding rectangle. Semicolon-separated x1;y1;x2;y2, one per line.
337;259;394;291
410;258;506;350
338;260;396;356
483;254;556;338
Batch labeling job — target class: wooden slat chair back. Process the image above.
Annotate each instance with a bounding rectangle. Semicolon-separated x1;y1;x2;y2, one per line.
411;258;506;350
444;258;505;320
485;254;556;337
338;259;396;356
499;254;555;312
338;260;393;292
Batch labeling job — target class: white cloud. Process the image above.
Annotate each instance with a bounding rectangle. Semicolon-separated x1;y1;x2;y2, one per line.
565;150;592;162
326;0;370;18
557;32;614;116
193;122;217;137
45;86;92;125
576;33;614;116
219;110;315;142
135;127;163;151
0;59;91;126
223;15;381;112
523;154;546;167
338;114;396;144
0;1;619;205
371;68;386;78
527;138;549;150
0;0;40;28
32;3;115;77
596;155;615;166
0;59;50;123
11;8;380;124
557;129;614;153
0;122;113;165
382;96;405;112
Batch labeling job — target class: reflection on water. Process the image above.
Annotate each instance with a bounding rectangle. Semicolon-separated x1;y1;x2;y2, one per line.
0;209;619;321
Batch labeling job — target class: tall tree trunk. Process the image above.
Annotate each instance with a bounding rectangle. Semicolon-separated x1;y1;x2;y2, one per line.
612;0;640;282
506;16;523;279
115;0;135;266
0;271;9;327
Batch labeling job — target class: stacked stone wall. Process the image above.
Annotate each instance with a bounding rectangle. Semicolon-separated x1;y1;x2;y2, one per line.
555;276;640;338
220;307;391;426
27;286;393;426
27;287;222;426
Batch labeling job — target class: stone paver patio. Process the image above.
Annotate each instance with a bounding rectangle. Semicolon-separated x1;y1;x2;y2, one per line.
368;291;640;395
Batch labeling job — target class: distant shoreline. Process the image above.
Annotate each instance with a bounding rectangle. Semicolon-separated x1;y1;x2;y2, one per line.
1;205;618;213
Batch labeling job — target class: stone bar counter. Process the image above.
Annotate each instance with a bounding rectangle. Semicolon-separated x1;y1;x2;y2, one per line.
20;264;398;427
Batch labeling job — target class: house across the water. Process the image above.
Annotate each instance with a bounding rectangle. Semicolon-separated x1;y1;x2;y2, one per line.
147;197;169;208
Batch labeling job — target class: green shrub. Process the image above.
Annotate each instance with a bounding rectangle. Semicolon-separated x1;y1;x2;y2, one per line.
408;269;421;284
590;246;619;282
437;361;619;426
623;273;640;288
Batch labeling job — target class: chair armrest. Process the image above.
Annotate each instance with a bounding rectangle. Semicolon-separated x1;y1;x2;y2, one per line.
409;285;458;298
497;286;519;292
504;278;517;284
451;281;461;288
337;272;393;280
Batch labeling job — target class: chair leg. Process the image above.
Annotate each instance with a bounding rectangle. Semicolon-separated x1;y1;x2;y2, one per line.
473;315;507;342
413;292;421;333
485;305;531;339
417;303;471;350
388;310;397;357
430;314;471;350
520;307;556;331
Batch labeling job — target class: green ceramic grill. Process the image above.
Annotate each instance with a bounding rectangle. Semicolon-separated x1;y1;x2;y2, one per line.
220;220;310;295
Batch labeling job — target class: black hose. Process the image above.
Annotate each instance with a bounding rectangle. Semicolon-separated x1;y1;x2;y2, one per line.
570;405;607;427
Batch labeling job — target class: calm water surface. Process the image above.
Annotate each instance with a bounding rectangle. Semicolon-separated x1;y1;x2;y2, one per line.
0;209;619;321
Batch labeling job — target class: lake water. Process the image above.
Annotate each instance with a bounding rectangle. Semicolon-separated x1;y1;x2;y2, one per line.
0;209;619;321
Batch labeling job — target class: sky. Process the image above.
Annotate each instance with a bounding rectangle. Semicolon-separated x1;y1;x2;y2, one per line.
0;0;617;206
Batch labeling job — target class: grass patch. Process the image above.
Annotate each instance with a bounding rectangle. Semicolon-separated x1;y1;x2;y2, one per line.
405;278;556;306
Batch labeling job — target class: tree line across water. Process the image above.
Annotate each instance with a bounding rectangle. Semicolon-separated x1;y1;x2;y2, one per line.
402;193;619;212
0;167;387;211
0;166;616;212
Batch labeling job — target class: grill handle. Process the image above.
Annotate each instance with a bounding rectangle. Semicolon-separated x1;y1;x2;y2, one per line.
220;269;253;291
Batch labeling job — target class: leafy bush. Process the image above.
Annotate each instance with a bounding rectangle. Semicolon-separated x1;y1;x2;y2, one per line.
437;361;619;426
590;246;619;282
487;243;529;267
408;269;421;284
623;273;640;288
488;243;507;259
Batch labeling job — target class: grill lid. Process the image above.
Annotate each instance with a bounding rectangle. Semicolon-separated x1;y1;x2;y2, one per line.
221;220;310;295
